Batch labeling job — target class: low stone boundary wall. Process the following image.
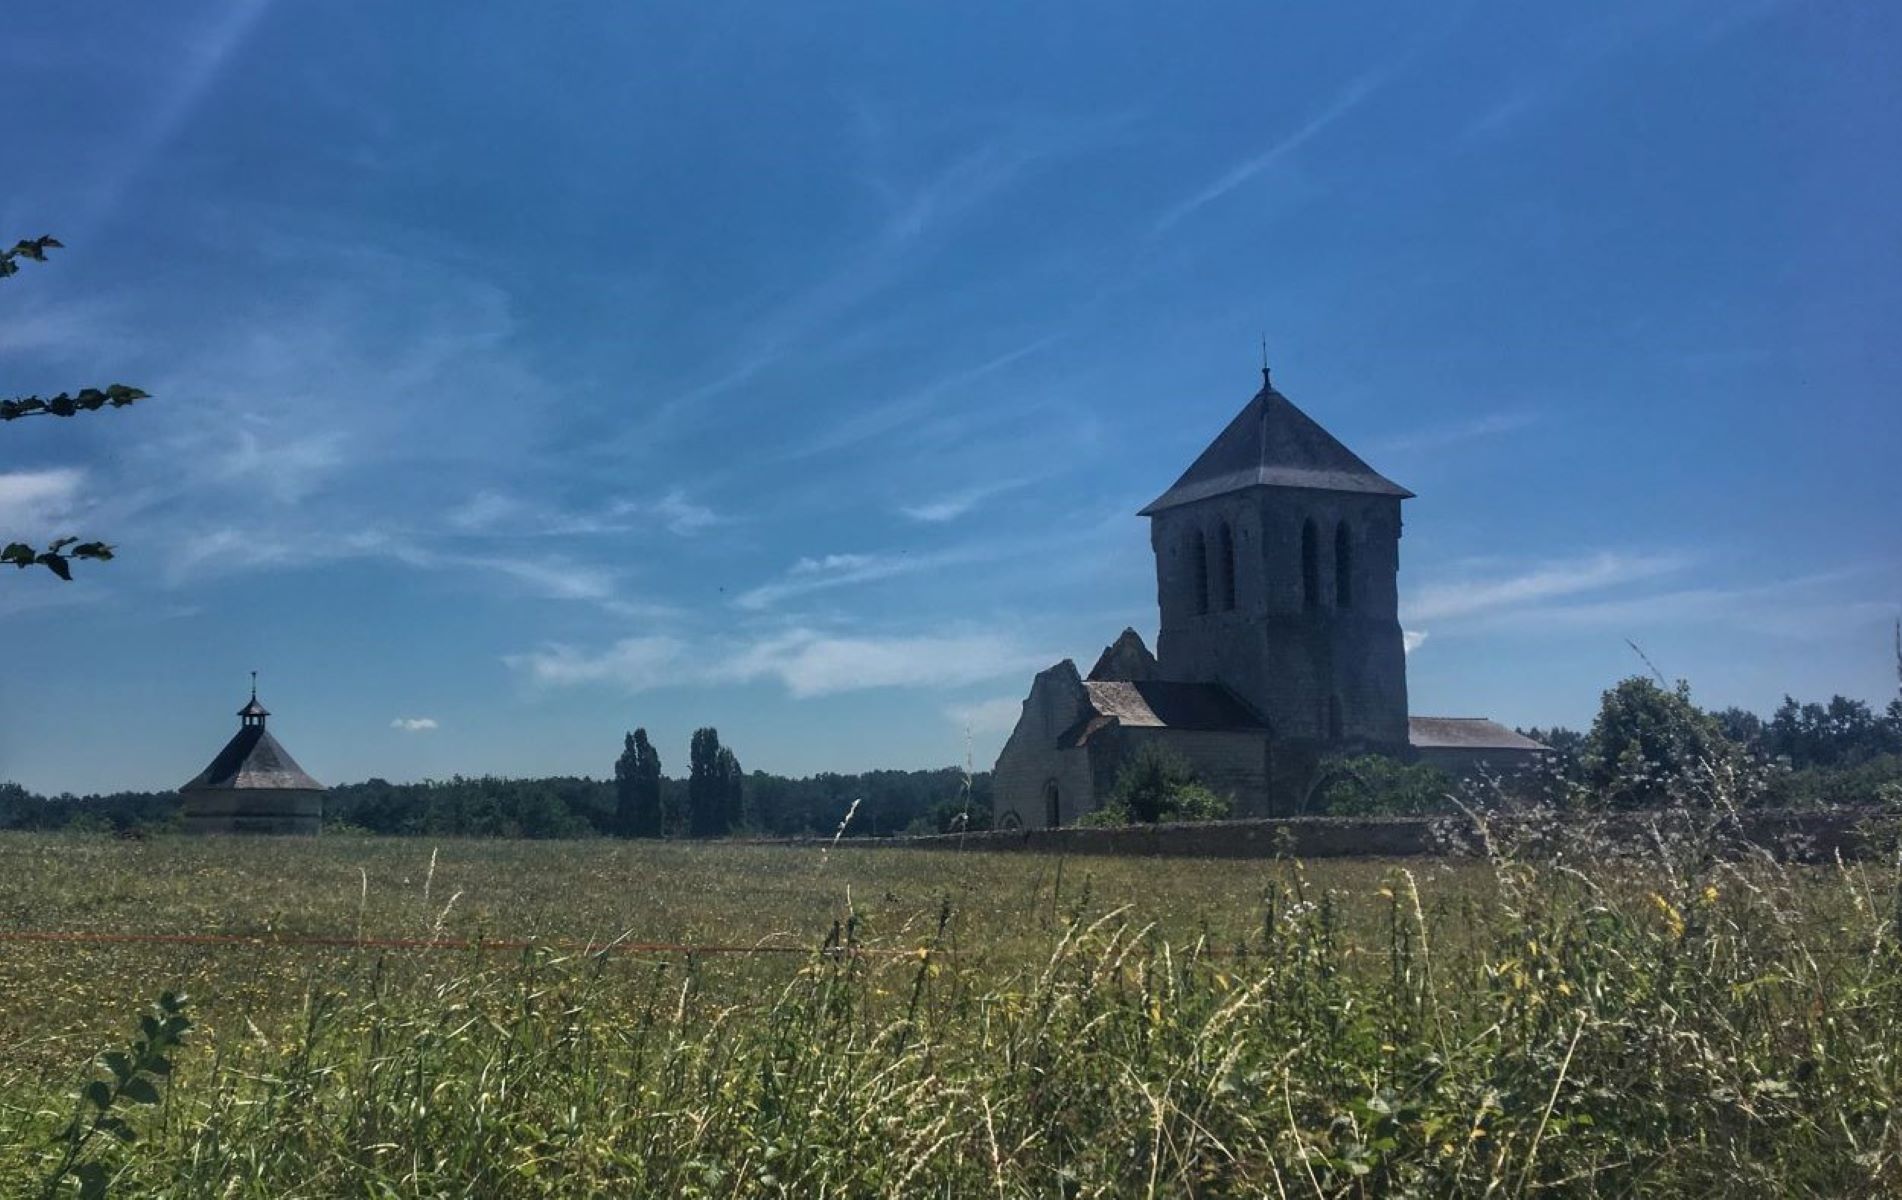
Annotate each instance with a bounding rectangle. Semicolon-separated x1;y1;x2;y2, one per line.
851;807;1897;861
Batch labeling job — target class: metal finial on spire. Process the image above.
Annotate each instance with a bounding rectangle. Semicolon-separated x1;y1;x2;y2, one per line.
250;670;258;702
1260;334;1271;387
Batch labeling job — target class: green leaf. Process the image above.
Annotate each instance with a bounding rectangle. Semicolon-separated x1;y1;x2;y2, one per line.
122;1077;161;1105
37;553;73;581
76;1162;108;1200
101;1052;133;1082
99;1115;138;1143
83;1080;111;1110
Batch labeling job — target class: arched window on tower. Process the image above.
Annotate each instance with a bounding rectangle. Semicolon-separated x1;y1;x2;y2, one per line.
1301;519;1319;610
1217;522;1237;611
1334;521;1354;610
1190;530;1210;615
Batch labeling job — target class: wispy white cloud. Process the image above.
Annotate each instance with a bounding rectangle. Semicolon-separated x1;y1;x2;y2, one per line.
736;546;987;611
637;489;722;536
1460;6;1711;145
107;238;556;569
718;629;1043;697
901;476;1033;523
943;695;1023;735
0;302;116;357
505;635;689;692
390;717;438;732
508;627;1045;699
447;487;723;538
1481;570;1898;641
78;0;275;234
1405;553;1897;646
1403;630;1429;656
217;428;347;504
650;143;1048;431
0;468;86;536
445;490;521;531
1152;71;1384;235
1405;551;1690;624
162;523;633;609
782;334;1061;463
1371;411;1538;457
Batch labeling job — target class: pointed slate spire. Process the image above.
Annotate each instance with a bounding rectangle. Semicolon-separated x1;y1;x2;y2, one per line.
1138;367;1412;514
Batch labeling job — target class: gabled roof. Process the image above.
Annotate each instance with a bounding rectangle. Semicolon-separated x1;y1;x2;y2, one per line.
1062;680;1269;746
1086;627;1160;683
1140;371;1412;514
1408;717;1549;752
181;725;325;792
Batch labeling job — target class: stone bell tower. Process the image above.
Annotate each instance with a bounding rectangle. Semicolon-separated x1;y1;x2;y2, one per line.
1139;366;1412;807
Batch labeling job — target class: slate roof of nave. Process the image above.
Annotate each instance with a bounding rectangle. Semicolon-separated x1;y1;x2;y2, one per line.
1061;680;1270;747
1139;371;1413;514
1407;717;1550;752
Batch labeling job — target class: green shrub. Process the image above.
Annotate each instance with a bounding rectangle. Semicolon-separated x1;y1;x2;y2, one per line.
1085;744;1232;825
1315;755;1455;816
1584;677;1744;809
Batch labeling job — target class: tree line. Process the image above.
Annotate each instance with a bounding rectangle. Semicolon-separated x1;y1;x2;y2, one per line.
1319;676;1902;816
0;723;989;840
6;681;1894;836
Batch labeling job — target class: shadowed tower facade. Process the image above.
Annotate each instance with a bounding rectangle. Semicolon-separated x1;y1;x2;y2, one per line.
1139;366;1413;805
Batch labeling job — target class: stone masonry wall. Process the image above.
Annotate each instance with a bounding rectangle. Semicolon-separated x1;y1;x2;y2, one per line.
991;661;1098;829
1150;487;1409;759
883;808;1896;862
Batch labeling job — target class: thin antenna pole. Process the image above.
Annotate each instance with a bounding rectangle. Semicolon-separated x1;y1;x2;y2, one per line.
250;670;258;701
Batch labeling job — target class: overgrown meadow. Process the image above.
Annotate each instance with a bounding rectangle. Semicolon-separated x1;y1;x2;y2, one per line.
2;818;1899;1197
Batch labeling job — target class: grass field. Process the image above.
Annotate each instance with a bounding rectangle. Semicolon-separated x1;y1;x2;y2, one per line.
1;824;1898;1196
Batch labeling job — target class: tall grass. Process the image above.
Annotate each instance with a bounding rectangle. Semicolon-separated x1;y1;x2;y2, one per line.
3;812;1900;1195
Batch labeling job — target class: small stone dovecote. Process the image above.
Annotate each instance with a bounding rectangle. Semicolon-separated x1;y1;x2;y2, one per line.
179;680;325;835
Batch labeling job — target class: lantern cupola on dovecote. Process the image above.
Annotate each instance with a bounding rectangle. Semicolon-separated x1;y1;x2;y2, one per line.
179;676;325;835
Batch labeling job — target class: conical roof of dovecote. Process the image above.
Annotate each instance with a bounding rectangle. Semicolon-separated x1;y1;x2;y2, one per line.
1139;369;1413;514
180;693;324;792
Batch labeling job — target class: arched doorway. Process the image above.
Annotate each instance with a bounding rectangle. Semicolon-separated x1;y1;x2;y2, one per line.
1044;779;1062;828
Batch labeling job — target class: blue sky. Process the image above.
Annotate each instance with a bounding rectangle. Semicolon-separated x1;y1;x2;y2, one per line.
2;1;1897;795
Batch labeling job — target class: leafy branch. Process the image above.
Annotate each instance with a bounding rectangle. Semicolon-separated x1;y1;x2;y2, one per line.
4;234;150;580
39;990;191;1199
4;538;114;581
2;384;150;422
0;235;62;279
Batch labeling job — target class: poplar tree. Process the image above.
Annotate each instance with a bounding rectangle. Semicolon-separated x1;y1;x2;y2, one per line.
716;745;745;833
614;729;663;838
688;727;725;837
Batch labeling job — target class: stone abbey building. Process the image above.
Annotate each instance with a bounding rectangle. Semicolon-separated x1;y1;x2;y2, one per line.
992;366;1545;827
